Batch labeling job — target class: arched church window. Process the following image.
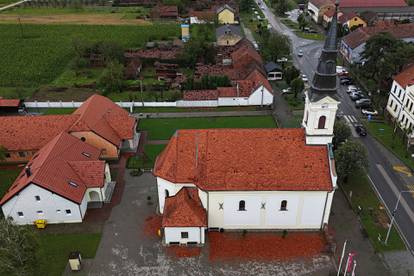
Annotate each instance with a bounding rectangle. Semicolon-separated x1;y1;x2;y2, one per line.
318;116;326;129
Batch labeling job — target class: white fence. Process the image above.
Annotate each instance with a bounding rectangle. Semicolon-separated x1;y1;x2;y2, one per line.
25;99;272;109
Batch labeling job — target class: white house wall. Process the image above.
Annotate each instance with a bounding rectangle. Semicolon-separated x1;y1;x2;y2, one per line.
164;227;205;244
307;2;319;22
248;87;273;105
208;190;330;230
198;189;208;210
157;177;195;214
1;184;83;225
79;192;88;218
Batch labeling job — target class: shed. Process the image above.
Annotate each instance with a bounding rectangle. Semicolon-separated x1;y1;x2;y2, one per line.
264;62;283;80
0;98;24;114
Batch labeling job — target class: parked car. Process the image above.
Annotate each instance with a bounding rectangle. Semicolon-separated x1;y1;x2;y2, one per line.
281;87;292;94
301;74;308;82
354;124;367;136
297;50;303;57
361;107;378;116
349;92;363;101
336;66;348;75
346;85;358;93
340;78;354;85
355;99;372;108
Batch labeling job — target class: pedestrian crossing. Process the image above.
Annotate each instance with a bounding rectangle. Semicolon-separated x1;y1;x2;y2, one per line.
342;115;359;138
343;115;358;124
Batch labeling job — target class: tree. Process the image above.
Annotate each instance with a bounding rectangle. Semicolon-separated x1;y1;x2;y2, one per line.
275;0;288;15
0;146;6;160
284;66;300;85
297;13;309;30
239;0;253;12
0;217;39;275
333;120;351;149
335;140;368;183
98;61;124;94
259;32;290;62
290;77;304;98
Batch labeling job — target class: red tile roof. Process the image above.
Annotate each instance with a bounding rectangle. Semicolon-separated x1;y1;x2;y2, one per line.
0;115;79;151
340;0;407;8
70;94;136;146
162;187;207;227
0;132;105;205
0;98;21;107
342;23;414;49
154;129;333;191
393;64;414;88
309;0;334;8
183;90;218;101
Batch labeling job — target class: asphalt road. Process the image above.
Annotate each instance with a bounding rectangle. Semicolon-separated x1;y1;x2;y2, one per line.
257;0;414;255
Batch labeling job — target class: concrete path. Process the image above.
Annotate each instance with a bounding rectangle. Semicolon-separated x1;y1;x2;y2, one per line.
0;0;26;11
241;22;257;44
330;190;390;276
133;110;272;119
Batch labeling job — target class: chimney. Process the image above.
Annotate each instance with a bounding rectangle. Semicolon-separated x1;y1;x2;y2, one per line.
25;166;31;177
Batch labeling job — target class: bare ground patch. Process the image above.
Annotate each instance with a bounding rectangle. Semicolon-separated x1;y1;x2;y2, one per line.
0;14;151;25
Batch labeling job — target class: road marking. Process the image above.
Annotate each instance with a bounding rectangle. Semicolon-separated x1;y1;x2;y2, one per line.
367;174;414;253
405;184;414;191
343;115;359;137
393;165;412;177
376;164;414;223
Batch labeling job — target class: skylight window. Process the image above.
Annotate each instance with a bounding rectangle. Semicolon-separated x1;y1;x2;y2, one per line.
82;152;91;158
68;181;78;188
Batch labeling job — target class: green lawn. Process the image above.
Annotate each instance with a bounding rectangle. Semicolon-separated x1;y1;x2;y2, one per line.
284;94;304;110
134;106;258;113
127;144;166;169
139;116;277;140
27;108;76;115
0;169;20;198
280;18;324;40
365;121;414;170
0;0;15;7
0;23;179;98
52;67;104;87
36;232;101;276
341;170;405;252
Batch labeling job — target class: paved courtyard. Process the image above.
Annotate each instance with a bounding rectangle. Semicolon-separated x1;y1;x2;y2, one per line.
84;171;335;276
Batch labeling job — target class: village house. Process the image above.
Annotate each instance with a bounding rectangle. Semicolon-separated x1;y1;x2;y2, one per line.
309;0;414;24
217;4;236;24
216;24;244;46
155;3;341;245
151;5;179;19
0;94;138;163
323;10;366;30
0;98;24;114
386;64;414;131
340;23;414;64
264;61;283;81
1;132;114;225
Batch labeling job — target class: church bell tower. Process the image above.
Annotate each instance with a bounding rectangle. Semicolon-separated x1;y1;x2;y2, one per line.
303;1;340;145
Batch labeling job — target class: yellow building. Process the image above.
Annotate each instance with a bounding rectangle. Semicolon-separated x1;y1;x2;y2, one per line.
346;15;367;30
217;4;236;24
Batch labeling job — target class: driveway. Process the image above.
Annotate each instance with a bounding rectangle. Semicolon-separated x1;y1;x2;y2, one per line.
84;171;335;275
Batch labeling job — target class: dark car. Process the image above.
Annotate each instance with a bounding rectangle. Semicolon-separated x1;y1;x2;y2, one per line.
355;100;372;109
340;78;354;85
349;92;363;101
354;124;367;136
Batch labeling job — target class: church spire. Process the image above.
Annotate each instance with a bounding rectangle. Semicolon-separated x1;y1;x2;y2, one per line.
309;0;339;102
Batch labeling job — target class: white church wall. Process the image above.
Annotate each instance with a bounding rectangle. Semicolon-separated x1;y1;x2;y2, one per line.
164;227;205;244
248;86;273;105
156;177;196;214
208;190;330;230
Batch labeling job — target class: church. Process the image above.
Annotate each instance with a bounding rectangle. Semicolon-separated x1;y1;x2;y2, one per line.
153;4;340;245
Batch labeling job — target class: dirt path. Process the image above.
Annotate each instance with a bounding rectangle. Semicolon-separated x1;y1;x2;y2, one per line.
0;13;151;25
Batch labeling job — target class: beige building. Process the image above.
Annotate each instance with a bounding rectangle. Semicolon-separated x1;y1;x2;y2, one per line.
217;4;236;24
216;24;243;46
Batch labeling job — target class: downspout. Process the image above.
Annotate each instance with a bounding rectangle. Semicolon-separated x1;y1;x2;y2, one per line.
320;192;329;230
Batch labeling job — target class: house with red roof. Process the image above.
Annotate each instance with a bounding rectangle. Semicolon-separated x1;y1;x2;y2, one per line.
386;64;414;132
0;94;138;164
340;23;414;64
154;129;337;245
0;98;24;114
307;0;335;23
1;132;114;225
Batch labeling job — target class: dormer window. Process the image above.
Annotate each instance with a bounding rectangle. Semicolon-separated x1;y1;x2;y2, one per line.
68;181;78;188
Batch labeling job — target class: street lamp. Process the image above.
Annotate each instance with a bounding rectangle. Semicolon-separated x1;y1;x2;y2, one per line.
384;190;414;245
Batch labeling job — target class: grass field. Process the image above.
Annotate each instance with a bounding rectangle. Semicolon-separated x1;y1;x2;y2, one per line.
280;18;325;40
365;121;414;170
341;170;405;252
0;0;14;7
3;6;150;16
36;232;101;276
134;106;258;113
0;168;20;198
127;144;166;169
139;116;277;140
0;23;179;97
27;107;76;115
